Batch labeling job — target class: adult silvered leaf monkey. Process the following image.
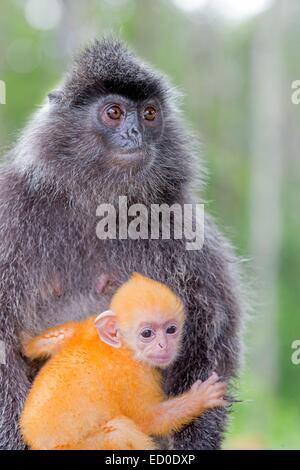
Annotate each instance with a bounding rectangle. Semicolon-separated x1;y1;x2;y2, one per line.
0;38;244;449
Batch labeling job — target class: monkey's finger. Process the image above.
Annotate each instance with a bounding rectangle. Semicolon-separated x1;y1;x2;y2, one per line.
209;392;228;402
210;389;228;400
224;398;244;403
191;379;203;391
210;382;227;391
208;384;227;396
207;399;228;409
204;372;220;386
216;375;225;382
199;374;220;392
195;379;203;385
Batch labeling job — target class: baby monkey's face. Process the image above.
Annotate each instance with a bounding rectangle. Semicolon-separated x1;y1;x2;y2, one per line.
133;318;182;369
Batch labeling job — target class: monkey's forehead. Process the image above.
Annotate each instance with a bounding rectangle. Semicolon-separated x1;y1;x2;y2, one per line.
62;38;170;105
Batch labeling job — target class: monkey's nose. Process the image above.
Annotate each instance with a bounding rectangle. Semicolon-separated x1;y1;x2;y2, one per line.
128;126;139;137
127;126;142;147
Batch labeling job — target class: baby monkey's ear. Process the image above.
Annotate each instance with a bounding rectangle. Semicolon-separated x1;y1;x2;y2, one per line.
95;310;121;348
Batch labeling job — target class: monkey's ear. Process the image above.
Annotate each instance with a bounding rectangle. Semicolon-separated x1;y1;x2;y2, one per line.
48;90;64;104
94;310;121;348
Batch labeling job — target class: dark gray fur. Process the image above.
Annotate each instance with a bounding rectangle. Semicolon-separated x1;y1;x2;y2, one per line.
0;38;244;450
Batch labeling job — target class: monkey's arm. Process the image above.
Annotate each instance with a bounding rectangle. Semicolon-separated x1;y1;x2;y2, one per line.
0;259;35;450
0;171;49;449
21;322;77;360
0;341;32;450
144;374;227;437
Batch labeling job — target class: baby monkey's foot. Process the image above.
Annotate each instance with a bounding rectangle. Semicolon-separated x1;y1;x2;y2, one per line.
191;372;228;409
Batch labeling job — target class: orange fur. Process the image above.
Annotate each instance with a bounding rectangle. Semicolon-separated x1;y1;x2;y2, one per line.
111;273;185;334
21;322;77;360
20;273;226;450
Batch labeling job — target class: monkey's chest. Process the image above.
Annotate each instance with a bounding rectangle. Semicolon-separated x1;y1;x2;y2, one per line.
33;235;186;332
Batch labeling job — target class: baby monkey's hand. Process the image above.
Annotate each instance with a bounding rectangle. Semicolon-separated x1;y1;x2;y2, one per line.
190;372;228;410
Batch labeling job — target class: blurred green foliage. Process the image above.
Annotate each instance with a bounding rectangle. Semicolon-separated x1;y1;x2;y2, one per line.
0;0;299;449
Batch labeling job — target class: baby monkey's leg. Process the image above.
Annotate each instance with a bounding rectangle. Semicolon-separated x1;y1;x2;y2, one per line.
145;373;227;436
101;417;156;450
55;417;156;450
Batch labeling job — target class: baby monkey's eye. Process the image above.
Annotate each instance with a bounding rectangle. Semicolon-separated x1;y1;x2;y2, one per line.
143;105;157;122
166;325;177;335
141;329;153;339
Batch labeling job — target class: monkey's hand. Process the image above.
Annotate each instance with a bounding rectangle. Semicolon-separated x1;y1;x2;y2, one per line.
144;372;227;437
190;372;228;411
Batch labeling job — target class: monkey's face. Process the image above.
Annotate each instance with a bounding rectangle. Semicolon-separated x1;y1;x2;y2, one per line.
40;40;193;202
89;94;163;171
129;318;183;369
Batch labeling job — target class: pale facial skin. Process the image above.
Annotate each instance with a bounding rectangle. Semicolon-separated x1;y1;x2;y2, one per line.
134;320;182;368
95;311;182;368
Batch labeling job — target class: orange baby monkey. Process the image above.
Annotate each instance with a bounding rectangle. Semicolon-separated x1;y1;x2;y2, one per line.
20;273;228;450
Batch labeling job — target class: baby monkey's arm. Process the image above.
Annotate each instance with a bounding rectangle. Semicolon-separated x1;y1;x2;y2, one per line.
145;373;227;436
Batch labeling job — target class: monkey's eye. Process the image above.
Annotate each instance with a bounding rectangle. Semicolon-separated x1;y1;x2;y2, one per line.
166;325;177;335
106;105;123;120
101;104;124;127
140;328;154;339
143;106;157;122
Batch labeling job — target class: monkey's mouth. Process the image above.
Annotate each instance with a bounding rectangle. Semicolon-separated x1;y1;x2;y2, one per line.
118;148;145;159
112;148;148;168
148;354;172;366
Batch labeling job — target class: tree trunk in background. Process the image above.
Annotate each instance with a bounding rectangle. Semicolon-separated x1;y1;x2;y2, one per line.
249;0;286;392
